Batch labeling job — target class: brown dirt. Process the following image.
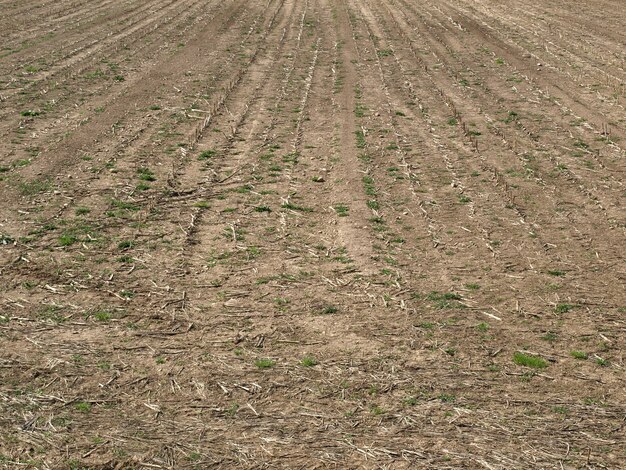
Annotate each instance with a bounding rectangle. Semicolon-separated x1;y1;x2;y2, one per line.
1;0;625;468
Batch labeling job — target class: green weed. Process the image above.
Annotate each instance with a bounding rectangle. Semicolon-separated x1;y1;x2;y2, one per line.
513;352;548;369
255;358;275;369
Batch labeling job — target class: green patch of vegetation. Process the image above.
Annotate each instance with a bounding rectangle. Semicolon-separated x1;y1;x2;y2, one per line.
556;163;568;171
595;357;609;367
362;175;376;196
426;291;465;309
503;111;519;124
110;199;139;211
369;216;385;227
282;152;300;164
59;234;78;246
0;234;15;245
403;396;418;406
137;168;156;181
554;303;575;314
198;149;217;160
246;246;261;258
234;185;252;194
547;270;565;277
17;178;50;195
255;358;275;369
38;305;66;323
570;351;588;360
438;394;456;403
282;202;313;212
117;240;133;250
93;311;112;322
301;356;318;367
367;200;380;210
513;352;548;369
355;130;366;148
333;204;349;217
75;207;90;216
21;110;41;117
75;402;92;413
84;69;105;80
318;305;338;315
186;452;202;462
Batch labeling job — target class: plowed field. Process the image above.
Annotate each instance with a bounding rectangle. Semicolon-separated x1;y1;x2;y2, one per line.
1;0;625;468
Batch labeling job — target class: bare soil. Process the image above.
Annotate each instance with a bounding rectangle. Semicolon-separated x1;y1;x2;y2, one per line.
1;0;625;468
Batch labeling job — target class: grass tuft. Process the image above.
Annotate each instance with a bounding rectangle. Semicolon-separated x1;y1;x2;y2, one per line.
570;351;588;360
255;358;275;369
513;352;548;369
301;356;318;367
